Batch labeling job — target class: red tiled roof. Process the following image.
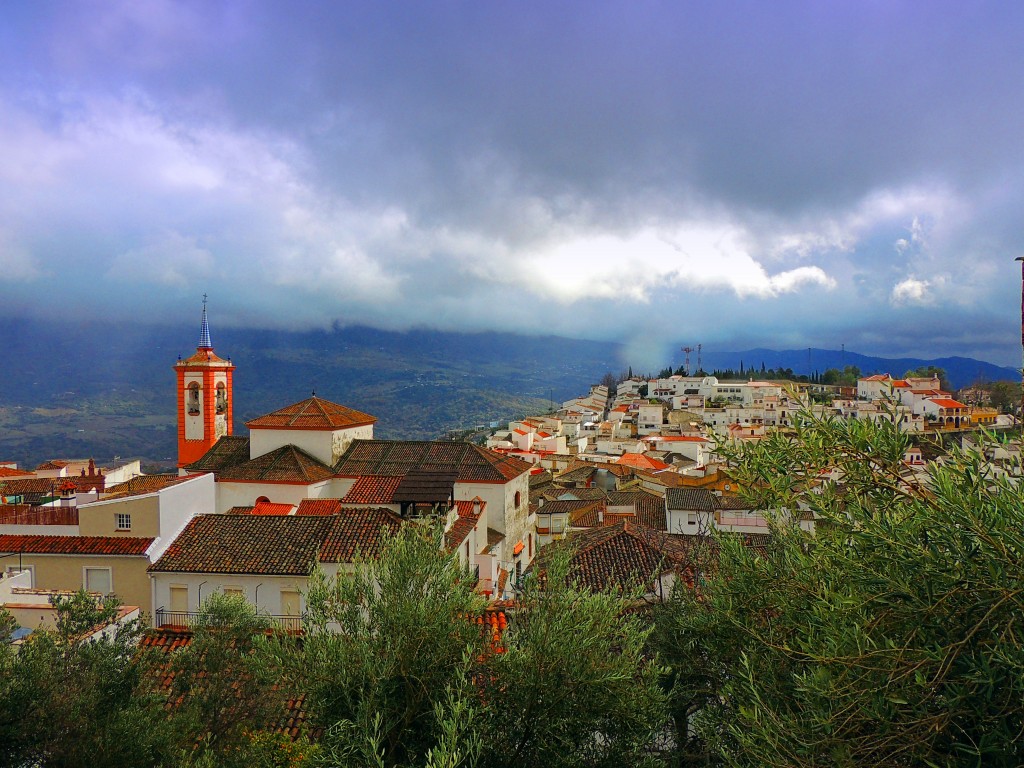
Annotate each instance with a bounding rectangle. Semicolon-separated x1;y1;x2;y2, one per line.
246;396;376;431
445;515;478;552
102;474;196;500
177;348;231;365
0;535;153;556
251;501;296;515
185;435;251;473
530;521;706;593
454;498;486;518
616;453;672;471
0;467;32;478
139;628;316;739
318;508;403;562
216;445;335;484
334;440;530;483
341;475;403;504
149;509;403;574
930;398;967;409
149;515;333;575
294;498;343;516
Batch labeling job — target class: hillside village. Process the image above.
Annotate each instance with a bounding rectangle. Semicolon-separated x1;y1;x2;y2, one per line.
1;306;1017;635
1;309;1023;765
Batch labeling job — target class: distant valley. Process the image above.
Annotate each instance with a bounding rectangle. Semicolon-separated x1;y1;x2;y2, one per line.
0;317;1016;470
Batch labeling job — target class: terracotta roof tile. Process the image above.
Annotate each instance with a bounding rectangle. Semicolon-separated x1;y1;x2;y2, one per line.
334;440;530;483
185;435;251;473
246;396;376;430
102;474;196;500
529;521;708;592
340;476;403;504
666;488;719;512
445;515;478;552
139;628;316;739
216;445;335;484
149;509;403;575
149;515;333;575
294;498;344;516
616;453;672;471
318;508;403;562
0;534;153;556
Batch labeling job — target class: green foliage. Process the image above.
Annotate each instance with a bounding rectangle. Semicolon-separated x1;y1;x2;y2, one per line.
273;524;487;767
479;549;667;768
169;593;283;763
904;365;951;391
820;365;861;386
982;380;1019;413
0;591;174;768
657;412;1024;767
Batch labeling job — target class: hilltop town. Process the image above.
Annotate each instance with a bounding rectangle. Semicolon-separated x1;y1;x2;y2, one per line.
1;309;1020;625
1;312;1023;766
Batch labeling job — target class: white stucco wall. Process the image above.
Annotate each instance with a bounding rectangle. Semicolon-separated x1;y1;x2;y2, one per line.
249;424;374;465
215;479;333;514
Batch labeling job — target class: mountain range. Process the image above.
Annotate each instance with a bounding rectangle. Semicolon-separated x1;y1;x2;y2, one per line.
0;317;1017;470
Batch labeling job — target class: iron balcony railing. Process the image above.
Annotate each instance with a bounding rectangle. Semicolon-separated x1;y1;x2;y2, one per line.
154;608;303;632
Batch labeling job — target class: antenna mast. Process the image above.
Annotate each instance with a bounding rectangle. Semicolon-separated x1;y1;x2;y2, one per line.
681;346;694;376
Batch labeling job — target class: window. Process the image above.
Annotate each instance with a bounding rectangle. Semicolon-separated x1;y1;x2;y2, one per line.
116;513;131;531
223;586;245;598
187;382;201;415
280;589;301;616
687;513;697;526
514;491;522;509
215;382;227;414
84;567;112;594
169;585;188;613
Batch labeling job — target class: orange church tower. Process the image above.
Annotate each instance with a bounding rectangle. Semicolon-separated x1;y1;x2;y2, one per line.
175;298;235;468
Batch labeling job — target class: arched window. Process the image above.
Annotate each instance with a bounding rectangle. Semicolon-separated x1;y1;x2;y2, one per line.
187;382;201;415
215;382;227;414
256;496;270;504
514;491;522;509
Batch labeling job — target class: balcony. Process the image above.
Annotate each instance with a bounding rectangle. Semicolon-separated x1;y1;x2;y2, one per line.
154;608;303;632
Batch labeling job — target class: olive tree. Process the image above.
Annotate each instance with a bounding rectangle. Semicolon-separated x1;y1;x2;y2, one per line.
656;412;1024;767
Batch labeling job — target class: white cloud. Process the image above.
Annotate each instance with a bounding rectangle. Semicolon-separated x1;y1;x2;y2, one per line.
891;277;935;306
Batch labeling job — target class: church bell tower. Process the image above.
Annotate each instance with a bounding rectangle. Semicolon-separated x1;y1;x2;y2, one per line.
175;298;235;468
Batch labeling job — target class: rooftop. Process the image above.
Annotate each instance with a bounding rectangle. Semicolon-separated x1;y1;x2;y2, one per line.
246;396;376;431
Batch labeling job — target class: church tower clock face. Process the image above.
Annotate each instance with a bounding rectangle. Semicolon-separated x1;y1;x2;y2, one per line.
174;298;235;468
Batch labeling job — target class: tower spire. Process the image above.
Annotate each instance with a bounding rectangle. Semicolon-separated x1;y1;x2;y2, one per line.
198;294;212;349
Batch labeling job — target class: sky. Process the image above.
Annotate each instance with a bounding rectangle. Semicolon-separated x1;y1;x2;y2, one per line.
2;1;1024;369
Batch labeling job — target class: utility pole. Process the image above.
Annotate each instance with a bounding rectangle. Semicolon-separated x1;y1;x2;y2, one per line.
697;343;702;374
681;346;694;376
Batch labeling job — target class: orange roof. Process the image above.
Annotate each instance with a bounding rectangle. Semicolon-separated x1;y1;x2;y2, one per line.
930;398;967;409
294;498;344;516
251;501;295;515
0;467;30;478
615;453;672;471
454;498;487;517
246;396;376;431
341;476;403;504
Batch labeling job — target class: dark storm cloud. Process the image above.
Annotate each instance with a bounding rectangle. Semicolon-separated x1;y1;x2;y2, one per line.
1;1;1023;366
